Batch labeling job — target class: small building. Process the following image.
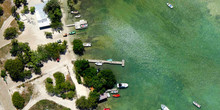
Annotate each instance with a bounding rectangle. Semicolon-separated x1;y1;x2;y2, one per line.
99;93;108;101
75;20;88;30
35;2;51;29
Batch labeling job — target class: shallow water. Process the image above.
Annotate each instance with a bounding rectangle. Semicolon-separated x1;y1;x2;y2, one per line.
77;0;220;109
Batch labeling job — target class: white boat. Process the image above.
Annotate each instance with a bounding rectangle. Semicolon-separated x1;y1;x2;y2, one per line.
75;15;81;18
193;101;201;108
95;62;103;66
71;11;79;14
117;83;128;89
167;3;173;9
161;104;170;110
83;43;92;47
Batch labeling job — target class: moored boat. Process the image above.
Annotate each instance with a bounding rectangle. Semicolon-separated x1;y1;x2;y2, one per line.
107;59;113;61
112;94;120;98
110;88;118;94
167;3;173;9
71;10;79;14
95;62;103;66
117;83;128;89
161;104;170;110
193;101;201;108
75;15;81;18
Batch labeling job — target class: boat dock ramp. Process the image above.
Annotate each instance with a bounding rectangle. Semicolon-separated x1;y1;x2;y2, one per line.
72;59;125;67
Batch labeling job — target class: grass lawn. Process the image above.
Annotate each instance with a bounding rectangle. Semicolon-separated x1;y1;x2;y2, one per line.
29;99;71;110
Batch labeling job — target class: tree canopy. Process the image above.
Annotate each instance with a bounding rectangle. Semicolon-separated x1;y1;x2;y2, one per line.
73;39;84;55
12;92;25;109
4;58;25;81
44;0;62;30
4;27;18;40
0;6;3;16
45;72;76;99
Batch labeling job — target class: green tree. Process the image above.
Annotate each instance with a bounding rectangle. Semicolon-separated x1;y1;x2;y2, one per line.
74;59;89;76
0;0;5;3
87;91;99;108
73;39;84;55
13;0;21;7
4;27;18;40
46;77;53;84
75;96;89;109
1;69;7;78
11;6;17;16
44;0;63;30
12;92;25;109
17;21;25;31
98;69;116;89
0;6;3;16
30;6;35;14
4;58;24;81
66;91;75;99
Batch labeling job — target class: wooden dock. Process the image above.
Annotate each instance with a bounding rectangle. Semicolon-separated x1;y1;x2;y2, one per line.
66;24;75;27
72;59;125;67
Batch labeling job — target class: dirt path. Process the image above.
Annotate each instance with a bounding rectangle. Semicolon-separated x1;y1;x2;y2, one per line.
0;15;14;48
0;78;16;110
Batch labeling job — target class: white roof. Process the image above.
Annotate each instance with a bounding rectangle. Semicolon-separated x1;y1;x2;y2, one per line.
35;2;51;28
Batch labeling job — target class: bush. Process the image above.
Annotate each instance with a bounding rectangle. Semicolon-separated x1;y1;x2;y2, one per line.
44;32;52;38
22;6;29;14
30;7;35;14
0;6;3;16
66;91;75;99
4;58;25;81
17;21;25;31
11;6;17;16
1;69;7;78
73;39;84;55
4;27;18;40
75;96;89;109
12;92;25;109
46;77;53;84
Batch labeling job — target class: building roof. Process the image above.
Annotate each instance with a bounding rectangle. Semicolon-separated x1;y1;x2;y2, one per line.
35;2;51;28
99;93;108;101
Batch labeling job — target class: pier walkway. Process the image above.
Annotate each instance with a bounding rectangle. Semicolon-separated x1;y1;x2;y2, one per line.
72;59;125;67
66;24;75;27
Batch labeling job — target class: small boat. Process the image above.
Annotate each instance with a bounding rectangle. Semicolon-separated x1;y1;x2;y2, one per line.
112;94;120;98
71;10;79;14
110;88;118;94
106;59;113;61
161;104;170;110
167;3;173;9
83;43;92;47
95;62;103;66
193;101;201;108
80;24;88;28
117;83;128;89
75;15;81;18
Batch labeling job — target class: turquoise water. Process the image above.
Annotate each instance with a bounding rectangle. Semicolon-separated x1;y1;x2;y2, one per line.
77;0;220;109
